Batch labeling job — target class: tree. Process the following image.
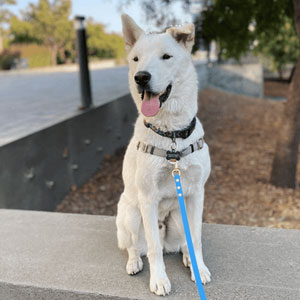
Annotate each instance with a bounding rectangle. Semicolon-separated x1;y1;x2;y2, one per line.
270;0;300;188
0;0;16;52
8;3;125;66
200;0;298;65
254;16;299;79
26;0;74;65
10;15;40;44
201;0;256;60
86;19;125;60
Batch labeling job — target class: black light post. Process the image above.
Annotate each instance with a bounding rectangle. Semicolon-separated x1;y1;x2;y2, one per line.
75;15;92;109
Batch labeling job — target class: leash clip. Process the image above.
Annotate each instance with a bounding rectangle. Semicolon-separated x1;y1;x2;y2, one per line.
172;161;181;177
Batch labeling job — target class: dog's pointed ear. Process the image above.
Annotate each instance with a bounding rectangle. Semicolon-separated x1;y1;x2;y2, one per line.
166;23;195;53
121;14;144;53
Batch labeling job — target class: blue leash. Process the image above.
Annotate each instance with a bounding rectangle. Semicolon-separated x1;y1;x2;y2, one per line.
173;167;207;300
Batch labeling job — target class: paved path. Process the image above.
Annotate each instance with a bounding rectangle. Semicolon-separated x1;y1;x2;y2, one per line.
0;66;129;146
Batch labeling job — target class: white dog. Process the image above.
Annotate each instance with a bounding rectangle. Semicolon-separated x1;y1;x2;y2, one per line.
116;14;211;296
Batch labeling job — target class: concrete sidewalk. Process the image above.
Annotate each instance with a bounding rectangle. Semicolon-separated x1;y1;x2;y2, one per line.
0;210;299;299
0;66;129;146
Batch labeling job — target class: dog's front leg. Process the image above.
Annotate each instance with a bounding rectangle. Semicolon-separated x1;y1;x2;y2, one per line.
182;188;211;285
139;193;171;296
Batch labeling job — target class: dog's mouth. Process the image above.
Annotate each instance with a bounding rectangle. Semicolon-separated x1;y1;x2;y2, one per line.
140;84;172;117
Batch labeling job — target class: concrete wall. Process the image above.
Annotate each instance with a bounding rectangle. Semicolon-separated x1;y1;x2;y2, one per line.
194;61;210;92
1;210;299;300
195;61;264;98
0;94;137;211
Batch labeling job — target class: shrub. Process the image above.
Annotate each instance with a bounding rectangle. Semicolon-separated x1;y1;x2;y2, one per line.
9;44;52;68
0;50;20;70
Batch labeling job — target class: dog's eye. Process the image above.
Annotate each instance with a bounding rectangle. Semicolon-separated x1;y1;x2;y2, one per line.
133;56;139;62
162;54;172;60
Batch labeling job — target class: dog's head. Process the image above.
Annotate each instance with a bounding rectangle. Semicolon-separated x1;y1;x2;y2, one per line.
121;14;196;119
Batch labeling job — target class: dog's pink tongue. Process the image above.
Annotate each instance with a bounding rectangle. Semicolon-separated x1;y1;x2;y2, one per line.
141;96;160;117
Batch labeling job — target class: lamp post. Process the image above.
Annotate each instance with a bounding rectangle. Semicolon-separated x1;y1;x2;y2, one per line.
75;15;92;109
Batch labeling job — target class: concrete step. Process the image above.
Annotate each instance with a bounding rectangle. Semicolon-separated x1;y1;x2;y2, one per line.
0;209;299;300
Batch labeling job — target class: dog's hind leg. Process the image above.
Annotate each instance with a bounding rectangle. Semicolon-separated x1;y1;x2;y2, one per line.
116;193;144;275
163;208;185;253
181;188;211;285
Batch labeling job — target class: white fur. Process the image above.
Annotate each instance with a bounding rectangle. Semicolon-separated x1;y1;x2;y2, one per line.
116;14;211;296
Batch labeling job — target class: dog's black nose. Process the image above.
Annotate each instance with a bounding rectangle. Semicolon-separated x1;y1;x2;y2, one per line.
134;71;151;86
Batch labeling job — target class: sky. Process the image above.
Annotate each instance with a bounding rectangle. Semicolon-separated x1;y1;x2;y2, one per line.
9;0;193;34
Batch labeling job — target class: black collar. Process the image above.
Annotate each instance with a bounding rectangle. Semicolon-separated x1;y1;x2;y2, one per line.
144;117;197;140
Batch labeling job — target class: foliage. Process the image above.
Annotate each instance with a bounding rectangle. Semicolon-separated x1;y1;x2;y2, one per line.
10;16;40;44
201;0;256;59
8;0;75;65
87;19;125;59
200;0;299;71
0;49;19;69
0;0;16;51
254;16;299;76
9;43;52;68
8;1;125;66
0;0;16;26
28;0;74;65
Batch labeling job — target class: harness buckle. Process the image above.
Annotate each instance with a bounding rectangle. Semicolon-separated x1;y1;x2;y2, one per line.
166;150;181;163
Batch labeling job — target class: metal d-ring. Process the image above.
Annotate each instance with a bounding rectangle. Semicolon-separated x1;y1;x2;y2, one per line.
171;134;177;152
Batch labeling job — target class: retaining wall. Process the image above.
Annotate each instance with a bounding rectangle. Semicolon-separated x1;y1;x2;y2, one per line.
0;94;136;210
195;61;263;97
0;210;299;300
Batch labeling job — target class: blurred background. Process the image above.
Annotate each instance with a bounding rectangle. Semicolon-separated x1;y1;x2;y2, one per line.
0;0;299;229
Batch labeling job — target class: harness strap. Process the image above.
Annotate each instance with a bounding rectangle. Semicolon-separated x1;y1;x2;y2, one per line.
136;138;204;159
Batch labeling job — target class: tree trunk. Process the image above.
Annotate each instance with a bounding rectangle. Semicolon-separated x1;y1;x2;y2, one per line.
0;34;3;53
270;0;300;188
288;66;296;83
279;68;283;81
294;0;300;37
50;44;57;66
270;55;300;188
59;48;67;64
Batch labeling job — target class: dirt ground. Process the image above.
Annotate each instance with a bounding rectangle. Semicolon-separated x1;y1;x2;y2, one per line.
56;81;300;229
264;80;289;98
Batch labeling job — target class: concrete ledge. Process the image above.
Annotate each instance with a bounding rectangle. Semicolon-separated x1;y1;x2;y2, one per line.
0;94;137;211
0;210;299;300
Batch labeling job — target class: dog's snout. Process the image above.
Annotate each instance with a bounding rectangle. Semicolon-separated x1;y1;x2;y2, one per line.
134;71;151;86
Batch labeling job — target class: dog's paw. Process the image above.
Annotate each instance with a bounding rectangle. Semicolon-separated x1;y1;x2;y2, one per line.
182;252;191;268
150;275;171;296
191;263;211;285
126;257;143;275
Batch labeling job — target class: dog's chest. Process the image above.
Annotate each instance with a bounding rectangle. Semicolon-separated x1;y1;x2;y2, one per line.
156;164;202;199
